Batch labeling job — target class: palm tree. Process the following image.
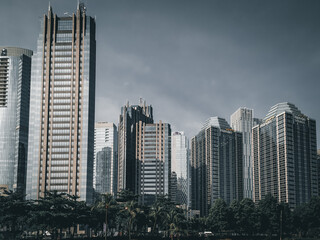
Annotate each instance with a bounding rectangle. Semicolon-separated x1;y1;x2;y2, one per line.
123;200;140;240
150;204;163;234
92;193;116;240
164;208;186;240
150;195;175;234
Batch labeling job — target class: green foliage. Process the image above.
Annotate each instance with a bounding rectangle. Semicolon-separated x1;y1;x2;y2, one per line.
207;198;231;233
230;198;258;235
0;189;29;239
1;188;320;239
256;194;279;235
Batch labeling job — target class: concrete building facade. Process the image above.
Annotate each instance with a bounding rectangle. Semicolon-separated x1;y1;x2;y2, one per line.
136;121;171;205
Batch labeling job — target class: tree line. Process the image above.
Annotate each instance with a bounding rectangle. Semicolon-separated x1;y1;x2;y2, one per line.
0;189;320;240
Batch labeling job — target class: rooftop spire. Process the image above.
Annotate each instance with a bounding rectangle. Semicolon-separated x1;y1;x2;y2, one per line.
48;1;52;11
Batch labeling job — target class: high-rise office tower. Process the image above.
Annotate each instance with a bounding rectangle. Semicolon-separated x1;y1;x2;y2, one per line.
94;122;118;195
171;131;190;208
252;102;318;208
230;108;254;199
26;4;96;203
0;47;32;194
136;121;171;205
191;117;243;216
118;99;153;194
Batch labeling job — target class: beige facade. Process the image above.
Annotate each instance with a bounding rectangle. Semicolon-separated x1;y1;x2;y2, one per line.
26;4;96;203
136;121;171;205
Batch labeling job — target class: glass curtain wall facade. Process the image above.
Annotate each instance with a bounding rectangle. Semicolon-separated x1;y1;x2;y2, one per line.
94;122;118;195
26;4;96;203
117;100;153;194
136;121;171;205
95;147;112;194
0;47;32;194
230;108;254;199
252;102;318;208
171;131;190;208
191;117;243;216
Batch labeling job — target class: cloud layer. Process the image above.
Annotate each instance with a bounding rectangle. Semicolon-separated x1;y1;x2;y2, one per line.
1;0;319;147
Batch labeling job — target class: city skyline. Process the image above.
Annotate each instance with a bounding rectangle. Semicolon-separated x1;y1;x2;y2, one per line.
1;0;320;148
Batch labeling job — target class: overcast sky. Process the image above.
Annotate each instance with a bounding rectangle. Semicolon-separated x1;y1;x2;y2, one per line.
1;0;320;148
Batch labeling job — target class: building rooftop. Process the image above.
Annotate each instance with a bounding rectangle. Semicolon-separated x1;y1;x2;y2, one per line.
202;117;231;130
264;102;303;120
0;47;33;57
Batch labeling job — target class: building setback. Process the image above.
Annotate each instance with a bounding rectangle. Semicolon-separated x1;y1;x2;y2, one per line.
117;100;153;194
171;131;190;208
252;102;318;208
136;121;171;205
191;117;243;216
0;47;32;194
94;122;118;195
26;4;96;203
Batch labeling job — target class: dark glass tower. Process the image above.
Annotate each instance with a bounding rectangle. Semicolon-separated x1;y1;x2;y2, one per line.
0;47;32;194
26;4;96;203
117;99;153;194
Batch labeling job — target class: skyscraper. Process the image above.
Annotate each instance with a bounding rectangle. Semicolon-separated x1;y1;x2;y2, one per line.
136;121;171;205
171;131;190;208
94;122;118;195
230;107;254;199
0;47;32;194
26;4;96;203
117;99;153;194
191;117;243;216
252;103;318;208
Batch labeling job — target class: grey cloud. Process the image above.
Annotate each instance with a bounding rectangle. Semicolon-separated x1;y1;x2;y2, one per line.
1;0;319;147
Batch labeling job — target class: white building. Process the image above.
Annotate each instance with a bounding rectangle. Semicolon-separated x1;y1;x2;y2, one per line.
94;122;118;195
171;131;190;208
230;108;254;199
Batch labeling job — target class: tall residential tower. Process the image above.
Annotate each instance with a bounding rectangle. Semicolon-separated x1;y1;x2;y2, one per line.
0;47;32;194
26;4;96;203
191;117;243;216
230;108;254;199
252;103;318;208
